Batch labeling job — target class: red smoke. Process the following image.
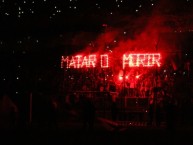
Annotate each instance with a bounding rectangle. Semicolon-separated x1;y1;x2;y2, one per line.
65;0;193;88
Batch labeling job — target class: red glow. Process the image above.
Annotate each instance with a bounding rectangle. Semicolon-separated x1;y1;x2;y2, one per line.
123;53;161;68
100;54;109;68
61;53;161;69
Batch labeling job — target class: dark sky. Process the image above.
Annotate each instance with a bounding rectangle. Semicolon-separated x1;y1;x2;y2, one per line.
0;0;192;36
0;0;192;52
0;0;193;95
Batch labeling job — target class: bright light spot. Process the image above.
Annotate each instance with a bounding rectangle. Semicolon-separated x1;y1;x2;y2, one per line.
30;9;34;14
117;5;120;7
36;40;39;43
119;76;123;80
136;9;138;12
74;6;77;9
110;12;113;15
136;75;140;79
164;70;166;73
124;31;127;34
3;78;5;81
139;5;142;8
16;77;19;80
125;76;128;79
16;92;18;94
151;3;154;6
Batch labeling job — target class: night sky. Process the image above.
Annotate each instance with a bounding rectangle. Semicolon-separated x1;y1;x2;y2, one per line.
0;0;193;96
